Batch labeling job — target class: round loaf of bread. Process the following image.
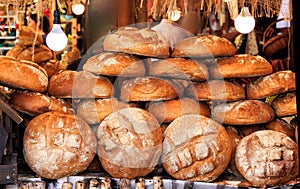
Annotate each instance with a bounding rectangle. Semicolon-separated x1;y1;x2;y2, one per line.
103;27;170;58
210;54;273;79
148;58;209;81
23;111;97;179
120;77;179;101
184;80;245;102
96;107;162;179
272;92;296;117
83;52;146;77
10;91;73;116
18;26;43;46
265;118;296;141
172;35;236;58
147;98;210;123
246;70;296;99
235;130;299;187
48;70;114;98
0;57;48;92
162;114;232;182
76;98;132;124
39;59;60;78
211;100;275;125
16;45;53;64
6;44;25;58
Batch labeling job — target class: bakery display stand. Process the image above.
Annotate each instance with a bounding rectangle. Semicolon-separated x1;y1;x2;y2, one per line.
0;94;23;185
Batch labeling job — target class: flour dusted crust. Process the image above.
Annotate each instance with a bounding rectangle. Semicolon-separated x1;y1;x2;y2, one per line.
10;91;73;116
272;92;296;118
184;80;245;102
235;130;299;187
211;100;275;125
83;52;146;77
210;54;273;79
0;57;48;92
48;70;114;98
172;35;236;58
246;70;296;99
23;111;97;179
162;114;232;182
148;58;209;81
120;77;179;101
96;107;162;179
103;27;170;58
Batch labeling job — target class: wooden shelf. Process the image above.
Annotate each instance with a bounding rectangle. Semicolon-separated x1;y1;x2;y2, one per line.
0;36;16;39
0;47;13;50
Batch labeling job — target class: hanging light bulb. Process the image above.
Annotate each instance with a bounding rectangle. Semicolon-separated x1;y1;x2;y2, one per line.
168;9;181;21
46;0;68;51
234;7;255;34
72;1;85;15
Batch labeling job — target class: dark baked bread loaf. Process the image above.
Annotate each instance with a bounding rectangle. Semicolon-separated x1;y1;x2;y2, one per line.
235;130;299;187
265;118;296;141
96;107;162;179
18;26;43;46
23;111;97;179
210;54;273;79
172;35;236;58
103;27;170;58
272;92;296;117
162;114;232;182
16;45;53;64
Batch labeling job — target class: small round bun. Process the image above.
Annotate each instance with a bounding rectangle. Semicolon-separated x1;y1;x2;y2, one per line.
211;100;275;125
48;70;114;98
23;111;97;179
210;54;273;79
83;52;145;77
172;35;236;58
10;91;73;116
97;107;162;179
103;27;170;58
246;70;295;99
162;114;232;182
120;77;179;101
184;80;245;102
0;57;48;92
18;26;43;46
147;98;210;123
272;92;296;117
148;58;209;81
235;130;299;187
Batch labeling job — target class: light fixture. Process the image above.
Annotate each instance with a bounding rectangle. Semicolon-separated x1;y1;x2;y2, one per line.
234;7;255;34
46;0;68;51
167;9;181;21
72;1;85;15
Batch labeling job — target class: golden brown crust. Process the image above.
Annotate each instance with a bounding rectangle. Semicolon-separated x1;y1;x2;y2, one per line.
18;26;43;46
210;54;273;79
103;27;170;58
265;118;296;141
6;44;25;58
83;52;146;77
23;111;97;179
17;45;53;64
147;98;210;123
97;107;163;179
48;70;114;98
172;35;236;58
211;100;275;125
162;114;232;182
235;130;299;187
246;70;296;99
272;92;296;117
184;80;245;102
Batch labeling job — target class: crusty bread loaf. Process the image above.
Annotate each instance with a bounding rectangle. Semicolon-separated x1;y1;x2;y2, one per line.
18;26;43;47
0;57;48;92
96;107;162;179
147;98;210;123
172;35;236;58
184;80;245;102
265;118;296;141
10;91;73;116
246;70;296;99
211;100;275;125
148;58;209;81
39;59;60;78
83;52;146;77
235;130;299;187
76;98;133;124
162;114;232;182
210;54;273;79
120;77;179;101
48;70;114;98
103;27;170;58
272;92;296;117
23;111;97;179
6;44;25;58
16;45;53;64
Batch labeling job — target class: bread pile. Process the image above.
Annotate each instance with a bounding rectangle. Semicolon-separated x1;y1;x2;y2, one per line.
0;26;298;187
